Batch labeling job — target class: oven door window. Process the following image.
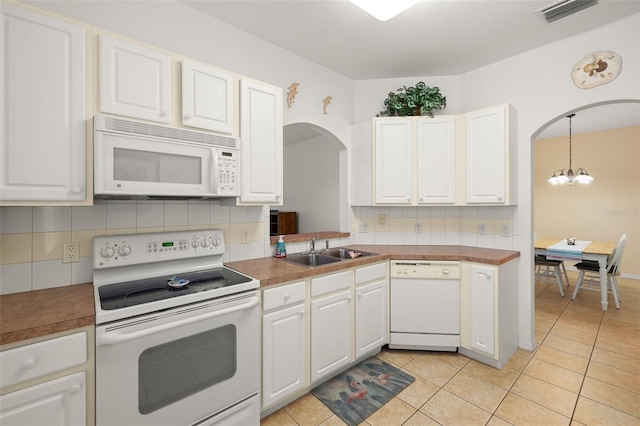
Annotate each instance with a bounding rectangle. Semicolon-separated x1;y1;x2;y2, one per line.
138;324;236;414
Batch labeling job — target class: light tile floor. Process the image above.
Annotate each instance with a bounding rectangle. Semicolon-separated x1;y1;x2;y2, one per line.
261;272;640;425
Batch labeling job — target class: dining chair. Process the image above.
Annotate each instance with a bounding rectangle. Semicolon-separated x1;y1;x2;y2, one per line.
534;232;570;296
572;233;627;309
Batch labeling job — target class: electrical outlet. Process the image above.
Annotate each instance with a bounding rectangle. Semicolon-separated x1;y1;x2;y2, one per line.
478;223;487;235
241;229;249;244
378;213;387;225
63;242;80;263
358;222;368;233
502;224;511;237
415;222;422;234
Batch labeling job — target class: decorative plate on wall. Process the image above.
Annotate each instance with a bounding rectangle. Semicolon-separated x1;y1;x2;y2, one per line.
571;50;622;89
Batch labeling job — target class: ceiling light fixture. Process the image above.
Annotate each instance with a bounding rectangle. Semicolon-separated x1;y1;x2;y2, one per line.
349;0;419;21
548;113;594;185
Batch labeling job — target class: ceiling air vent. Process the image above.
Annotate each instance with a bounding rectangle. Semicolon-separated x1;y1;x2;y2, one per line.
537;0;599;23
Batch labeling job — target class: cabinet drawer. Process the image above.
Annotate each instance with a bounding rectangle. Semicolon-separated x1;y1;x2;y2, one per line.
263;281;306;312
311;271;352;298
355;262;387;285
1;332;87;388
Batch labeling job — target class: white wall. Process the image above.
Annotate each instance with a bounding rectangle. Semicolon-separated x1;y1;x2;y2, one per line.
283;135;341;233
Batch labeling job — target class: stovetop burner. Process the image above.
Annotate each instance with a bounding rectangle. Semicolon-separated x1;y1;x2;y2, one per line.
99;268;252;311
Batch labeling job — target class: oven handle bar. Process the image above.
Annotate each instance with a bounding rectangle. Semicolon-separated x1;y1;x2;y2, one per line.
97;296;259;345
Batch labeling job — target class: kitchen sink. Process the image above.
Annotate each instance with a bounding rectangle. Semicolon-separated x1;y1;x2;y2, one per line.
324;248;377;259
286;252;342;267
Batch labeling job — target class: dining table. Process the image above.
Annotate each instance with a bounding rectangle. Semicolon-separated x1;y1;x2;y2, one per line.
534;238;617;311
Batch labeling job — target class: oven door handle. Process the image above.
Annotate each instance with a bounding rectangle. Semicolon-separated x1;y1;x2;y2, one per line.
97;296;259;345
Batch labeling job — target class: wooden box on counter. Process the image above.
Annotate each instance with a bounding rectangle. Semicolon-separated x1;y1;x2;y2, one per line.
270;211;297;236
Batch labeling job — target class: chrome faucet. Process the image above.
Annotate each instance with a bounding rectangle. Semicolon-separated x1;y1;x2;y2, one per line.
310;234;319;252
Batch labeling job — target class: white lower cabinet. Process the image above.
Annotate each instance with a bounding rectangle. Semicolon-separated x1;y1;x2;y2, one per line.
262;281;307;409
467;264;496;356
0;328;94;425
0;372;86;426
311;289;353;382
459;259;519;369
354;263;388;359
261;264;389;414
355;280;387;358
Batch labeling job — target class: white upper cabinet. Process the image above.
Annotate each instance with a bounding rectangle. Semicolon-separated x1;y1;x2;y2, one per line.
373;116;456;205
238;79;283;204
99;35;171;123
182;60;235;134
374;118;413;204
359;104;516;206
416;116;457;204
465;104;515;204
0;4;86;202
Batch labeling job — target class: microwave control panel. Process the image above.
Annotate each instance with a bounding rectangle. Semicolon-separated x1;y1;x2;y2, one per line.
217;149;239;196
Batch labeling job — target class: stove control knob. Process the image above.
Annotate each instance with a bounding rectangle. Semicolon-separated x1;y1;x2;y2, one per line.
191;238;200;248
201;238;211;248
212;236;222;247
117;245;132;257
101;246;115;258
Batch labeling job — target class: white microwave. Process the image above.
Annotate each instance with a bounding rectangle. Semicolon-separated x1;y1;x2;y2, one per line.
94;115;240;199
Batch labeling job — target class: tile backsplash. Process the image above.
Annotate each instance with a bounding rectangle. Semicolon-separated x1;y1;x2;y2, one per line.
0;202;519;295
0;201;267;295
351;205;519;250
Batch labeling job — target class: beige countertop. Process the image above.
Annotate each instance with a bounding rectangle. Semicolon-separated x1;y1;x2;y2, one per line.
0;245;519;346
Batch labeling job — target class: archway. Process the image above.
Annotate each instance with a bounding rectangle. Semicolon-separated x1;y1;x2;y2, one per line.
530;99;640;343
282;122;349;234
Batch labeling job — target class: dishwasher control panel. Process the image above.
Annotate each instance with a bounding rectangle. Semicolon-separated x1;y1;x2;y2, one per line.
390;260;460;279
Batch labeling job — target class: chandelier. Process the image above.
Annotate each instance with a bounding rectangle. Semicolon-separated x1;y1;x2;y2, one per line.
548;113;594;185
349;0;419;21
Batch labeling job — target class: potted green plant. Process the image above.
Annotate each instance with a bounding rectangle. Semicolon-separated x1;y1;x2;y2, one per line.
378;82;446;117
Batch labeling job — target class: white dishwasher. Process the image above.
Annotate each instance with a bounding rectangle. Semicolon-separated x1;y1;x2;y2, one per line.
389;260;460;351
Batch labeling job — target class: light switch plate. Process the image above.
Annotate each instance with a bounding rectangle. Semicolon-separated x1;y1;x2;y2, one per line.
378;213;387;225
502;224;511;237
478;223;487;235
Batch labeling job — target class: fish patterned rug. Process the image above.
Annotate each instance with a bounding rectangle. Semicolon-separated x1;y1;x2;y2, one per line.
311;357;415;426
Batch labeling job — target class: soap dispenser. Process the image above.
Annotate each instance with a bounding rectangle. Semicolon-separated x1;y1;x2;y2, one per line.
275;235;287;258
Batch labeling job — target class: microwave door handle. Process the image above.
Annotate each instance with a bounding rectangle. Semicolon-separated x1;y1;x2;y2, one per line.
210;148;219;195
97;296;259;346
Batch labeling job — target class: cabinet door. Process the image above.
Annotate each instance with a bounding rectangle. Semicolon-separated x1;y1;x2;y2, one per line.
100;35;171;123
0;372;86;426
355;280;387;358
416;117;456;204
0;4;86;201
465;106;506;204
311;290;352;382
182;60;234;134
262;303;306;408
239;79;283;204
469;265;496;357
374;118;413;204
